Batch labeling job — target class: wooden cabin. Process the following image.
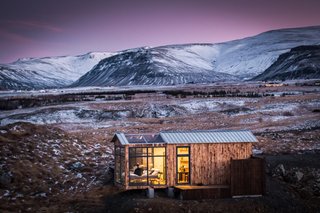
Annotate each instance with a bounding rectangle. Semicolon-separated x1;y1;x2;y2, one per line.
112;130;263;197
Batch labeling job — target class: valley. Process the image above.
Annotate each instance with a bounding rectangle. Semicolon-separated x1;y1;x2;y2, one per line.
0;82;320;212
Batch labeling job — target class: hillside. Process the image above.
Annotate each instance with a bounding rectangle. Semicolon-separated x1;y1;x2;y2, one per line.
252;45;320;81
0;52;113;90
71;46;237;87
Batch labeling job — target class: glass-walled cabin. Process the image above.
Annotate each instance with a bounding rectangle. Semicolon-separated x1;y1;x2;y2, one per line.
113;130;257;190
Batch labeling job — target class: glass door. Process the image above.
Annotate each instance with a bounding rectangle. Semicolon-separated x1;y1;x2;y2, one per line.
176;146;190;184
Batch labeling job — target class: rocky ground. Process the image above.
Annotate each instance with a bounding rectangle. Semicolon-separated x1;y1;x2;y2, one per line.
0;122;114;212
0;83;320;212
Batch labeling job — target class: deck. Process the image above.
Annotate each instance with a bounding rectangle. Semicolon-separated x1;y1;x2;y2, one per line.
174;185;231;200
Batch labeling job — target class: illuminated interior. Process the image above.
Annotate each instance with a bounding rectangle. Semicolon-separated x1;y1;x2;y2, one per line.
177;147;190;184
129;147;166;185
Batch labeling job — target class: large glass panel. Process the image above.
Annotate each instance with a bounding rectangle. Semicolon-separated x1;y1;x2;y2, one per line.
129;147;148;156
120;146;125;155
129;157;148;185
148;156;166;185
120;156;125;182
115;152;121;183
115;146;124;184
129;147;166;186
115;146;121;155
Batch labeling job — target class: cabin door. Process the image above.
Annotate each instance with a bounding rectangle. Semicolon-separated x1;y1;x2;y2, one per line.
176;146;190;184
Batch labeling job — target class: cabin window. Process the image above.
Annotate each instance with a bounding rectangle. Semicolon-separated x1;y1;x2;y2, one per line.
177;146;190;184
129;147;166;186
115;146;125;184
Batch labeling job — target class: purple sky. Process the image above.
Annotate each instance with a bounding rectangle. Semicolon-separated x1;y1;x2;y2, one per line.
0;0;319;63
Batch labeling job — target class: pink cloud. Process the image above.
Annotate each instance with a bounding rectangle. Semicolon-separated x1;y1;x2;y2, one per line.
0;28;33;43
3;20;63;33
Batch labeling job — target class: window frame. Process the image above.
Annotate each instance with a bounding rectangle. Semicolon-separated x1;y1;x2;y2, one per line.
114;145;125;185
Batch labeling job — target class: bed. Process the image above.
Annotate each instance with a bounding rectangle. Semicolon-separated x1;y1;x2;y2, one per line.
129;169;160;183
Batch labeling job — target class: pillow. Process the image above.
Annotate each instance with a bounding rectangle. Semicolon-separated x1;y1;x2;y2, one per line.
142;170;148;176
149;168;155;175
150;169;160;176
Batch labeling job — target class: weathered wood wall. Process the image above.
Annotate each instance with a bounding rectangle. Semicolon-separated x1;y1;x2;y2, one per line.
230;157;266;196
124;145;129;188
166;144;177;187
192;143;252;185
166;143;252;186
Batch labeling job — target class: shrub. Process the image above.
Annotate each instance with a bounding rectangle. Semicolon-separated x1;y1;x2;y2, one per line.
282;111;294;116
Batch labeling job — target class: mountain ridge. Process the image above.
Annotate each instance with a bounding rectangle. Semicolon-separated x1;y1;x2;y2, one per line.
72;26;320;87
1;25;320;90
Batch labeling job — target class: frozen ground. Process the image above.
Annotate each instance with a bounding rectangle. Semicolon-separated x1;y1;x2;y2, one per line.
1;94;319;133
0;83;320;212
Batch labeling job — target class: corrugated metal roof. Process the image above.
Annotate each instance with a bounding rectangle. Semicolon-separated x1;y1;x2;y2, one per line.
159;130;258;144
115;132;129;145
114;130;257;145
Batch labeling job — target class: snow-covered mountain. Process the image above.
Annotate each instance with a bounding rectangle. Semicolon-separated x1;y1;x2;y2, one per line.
1;26;320;90
72;26;320;87
71;46;238;87
252;45;320;81
214;26;320;79
0;52;114;90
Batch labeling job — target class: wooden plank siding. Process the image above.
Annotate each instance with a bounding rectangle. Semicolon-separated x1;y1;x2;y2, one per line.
185;143;251;185
230;158;266;196
166;142;252;187
166;143;176;187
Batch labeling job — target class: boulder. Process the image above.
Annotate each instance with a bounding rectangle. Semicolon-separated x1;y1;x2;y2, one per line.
252;149;263;155
295;171;304;182
0;172;12;188
70;162;85;171
274;164;286;177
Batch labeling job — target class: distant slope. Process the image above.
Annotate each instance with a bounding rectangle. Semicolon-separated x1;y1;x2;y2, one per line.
252;45;320;81
0;52;113;90
72;26;320;87
214;26;320;79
